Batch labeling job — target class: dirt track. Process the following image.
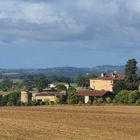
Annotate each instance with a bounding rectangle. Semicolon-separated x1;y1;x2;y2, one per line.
0;105;139;140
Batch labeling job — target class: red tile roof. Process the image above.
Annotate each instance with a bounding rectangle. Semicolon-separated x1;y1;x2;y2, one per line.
91;73;124;80
32;92;56;96
76;89;109;97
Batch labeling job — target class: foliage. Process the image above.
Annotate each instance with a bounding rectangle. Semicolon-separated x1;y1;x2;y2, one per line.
74;74;96;87
114;90;130;104
44;99;50;105
125;59;138;90
136;99;140;105
55;84;67;91
128;90;140;104
0;77;13;91
34;75;48;91
30;99;38;106
113;80;127;95
67;87;76;104
14;82;24;90
74;74;86;87
97;97;103;103
22;75;35;90
7;91;20;106
106;97;111;103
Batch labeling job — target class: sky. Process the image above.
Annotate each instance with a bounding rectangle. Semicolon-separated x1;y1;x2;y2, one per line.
0;0;140;68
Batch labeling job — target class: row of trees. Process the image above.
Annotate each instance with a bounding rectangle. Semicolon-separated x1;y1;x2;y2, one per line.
0;91;20;106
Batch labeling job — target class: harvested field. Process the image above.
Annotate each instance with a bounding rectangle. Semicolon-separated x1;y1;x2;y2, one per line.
0;105;139;140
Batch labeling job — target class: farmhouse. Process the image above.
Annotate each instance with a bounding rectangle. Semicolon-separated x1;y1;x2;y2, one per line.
21;90;66;104
76;89;114;103
76;72;124;103
90;72;124;92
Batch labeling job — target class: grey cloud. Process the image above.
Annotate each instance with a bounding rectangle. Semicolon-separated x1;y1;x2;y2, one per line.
0;0;140;45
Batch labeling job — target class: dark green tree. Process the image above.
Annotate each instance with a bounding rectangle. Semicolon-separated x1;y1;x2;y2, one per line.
34;75;48;91
67;87;77;104
74;74;86;87
55;84;67;91
0;77;13;91
125;59;138;90
7;91;20;106
113;80;127;94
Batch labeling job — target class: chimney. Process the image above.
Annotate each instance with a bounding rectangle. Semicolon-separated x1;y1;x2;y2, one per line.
101;73;106;77
112;73;116;78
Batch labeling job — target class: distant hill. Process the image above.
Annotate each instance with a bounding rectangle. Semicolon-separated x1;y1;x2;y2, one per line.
0;65;127;78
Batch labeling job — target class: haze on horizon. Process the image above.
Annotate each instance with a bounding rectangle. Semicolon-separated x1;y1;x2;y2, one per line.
0;0;140;68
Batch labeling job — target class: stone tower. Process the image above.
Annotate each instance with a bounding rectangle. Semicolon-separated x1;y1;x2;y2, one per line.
21;88;30;103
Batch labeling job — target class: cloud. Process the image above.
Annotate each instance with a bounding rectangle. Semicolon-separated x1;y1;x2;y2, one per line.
0;0;139;46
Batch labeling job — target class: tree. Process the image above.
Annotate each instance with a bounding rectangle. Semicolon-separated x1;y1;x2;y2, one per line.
22;75;35;90
7;91;20;106
67;87;76;104
34;75;48;91
74;74;86;87
125;59;138;90
113;80;127;94
0;77;13;91
55;84;67;91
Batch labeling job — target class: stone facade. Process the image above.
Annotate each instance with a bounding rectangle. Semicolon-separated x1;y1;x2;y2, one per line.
21;91;29;103
90;79;113;91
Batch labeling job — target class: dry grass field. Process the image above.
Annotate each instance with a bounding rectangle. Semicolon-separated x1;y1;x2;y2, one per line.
0;105;140;140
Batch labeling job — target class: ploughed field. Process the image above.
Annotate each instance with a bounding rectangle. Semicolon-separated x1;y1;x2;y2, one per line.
0;106;140;140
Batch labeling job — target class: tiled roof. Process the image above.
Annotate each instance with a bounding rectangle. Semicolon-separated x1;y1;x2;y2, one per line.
91;73;124;80
76;89;109;97
32;92;56;96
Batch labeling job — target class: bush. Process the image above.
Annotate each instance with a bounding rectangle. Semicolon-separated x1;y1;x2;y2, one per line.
106;97;111;103
29;99;38;106
44;99;50;105
128;90;140;104
50;101;55;105
114;90;129;104
97;97;103;104
136;99;140;105
55;98;61;104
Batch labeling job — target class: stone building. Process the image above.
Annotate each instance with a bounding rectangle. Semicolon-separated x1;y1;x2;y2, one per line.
90;72;125;92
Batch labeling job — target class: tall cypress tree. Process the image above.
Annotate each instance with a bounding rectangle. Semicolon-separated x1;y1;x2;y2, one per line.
125;58;138;90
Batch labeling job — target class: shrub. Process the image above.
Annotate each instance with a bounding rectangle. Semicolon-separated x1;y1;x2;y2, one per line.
97;97;103;104
50;101;55;105
114;90;129;104
106;97;111;103
44;99;50;105
55;98;61;104
136;99;140;105
29;99;38;106
128;90;140;104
